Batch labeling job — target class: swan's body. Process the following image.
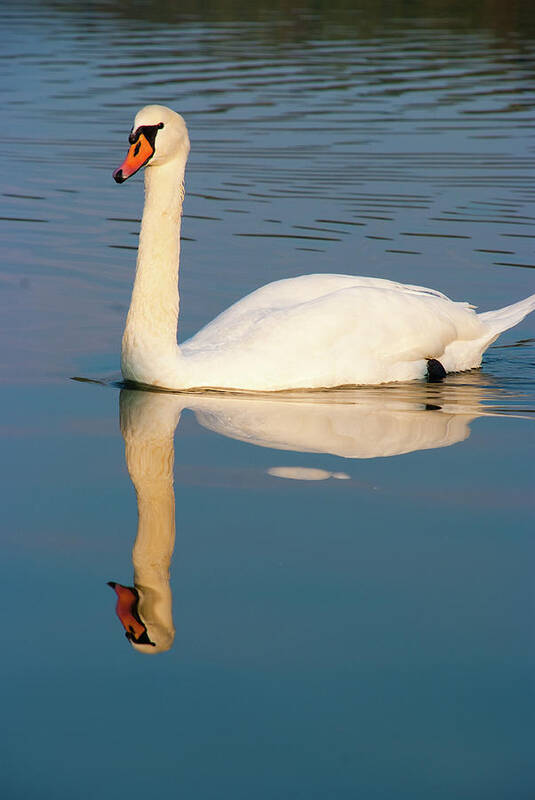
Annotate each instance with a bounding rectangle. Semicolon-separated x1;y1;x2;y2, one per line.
114;105;535;391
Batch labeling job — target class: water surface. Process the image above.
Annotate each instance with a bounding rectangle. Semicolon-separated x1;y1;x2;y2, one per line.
1;1;534;798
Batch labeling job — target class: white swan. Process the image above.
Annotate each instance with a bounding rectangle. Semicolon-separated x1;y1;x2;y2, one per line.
113;104;535;392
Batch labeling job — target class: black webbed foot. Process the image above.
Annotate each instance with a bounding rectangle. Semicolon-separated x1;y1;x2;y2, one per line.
427;358;447;382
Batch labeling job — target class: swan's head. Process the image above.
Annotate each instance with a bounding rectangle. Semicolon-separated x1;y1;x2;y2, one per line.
113;104;190;184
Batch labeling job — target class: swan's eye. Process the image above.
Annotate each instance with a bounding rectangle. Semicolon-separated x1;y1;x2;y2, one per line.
129;122;164;146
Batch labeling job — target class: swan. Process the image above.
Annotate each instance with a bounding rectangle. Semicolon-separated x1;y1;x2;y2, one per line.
113;104;535;391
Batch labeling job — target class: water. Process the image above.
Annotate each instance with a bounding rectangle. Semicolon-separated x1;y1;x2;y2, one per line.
1;1;534;797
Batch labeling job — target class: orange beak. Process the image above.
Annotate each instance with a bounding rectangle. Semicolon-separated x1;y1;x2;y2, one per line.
113;132;154;183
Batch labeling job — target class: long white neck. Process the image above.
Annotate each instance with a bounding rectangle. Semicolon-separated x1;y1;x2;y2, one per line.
121;158;185;385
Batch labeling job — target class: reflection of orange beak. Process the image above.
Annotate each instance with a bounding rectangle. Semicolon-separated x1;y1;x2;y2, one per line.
113;133;154;183
108;581;154;645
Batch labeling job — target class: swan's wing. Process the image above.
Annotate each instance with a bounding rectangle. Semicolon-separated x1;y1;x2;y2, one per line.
181;275;482;388
185;274;463;346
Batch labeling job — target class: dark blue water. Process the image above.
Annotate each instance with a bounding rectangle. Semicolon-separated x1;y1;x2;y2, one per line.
1;2;534;798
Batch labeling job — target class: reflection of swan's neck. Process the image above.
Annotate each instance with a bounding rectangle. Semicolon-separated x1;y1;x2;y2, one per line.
121;159;185;383
120;391;183;653
127;431;175;588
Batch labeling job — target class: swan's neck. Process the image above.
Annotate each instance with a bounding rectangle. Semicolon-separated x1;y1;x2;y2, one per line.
122;158;185;384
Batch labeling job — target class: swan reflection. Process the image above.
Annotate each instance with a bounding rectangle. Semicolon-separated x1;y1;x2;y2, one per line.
109;376;513;652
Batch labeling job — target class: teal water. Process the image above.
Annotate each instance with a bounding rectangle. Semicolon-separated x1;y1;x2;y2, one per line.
1;2;534;798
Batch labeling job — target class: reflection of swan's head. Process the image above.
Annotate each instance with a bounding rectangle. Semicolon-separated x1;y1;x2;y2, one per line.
108;581;175;655
113;104;190;183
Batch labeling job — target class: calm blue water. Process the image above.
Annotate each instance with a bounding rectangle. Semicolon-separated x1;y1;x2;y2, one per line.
1;2;534;798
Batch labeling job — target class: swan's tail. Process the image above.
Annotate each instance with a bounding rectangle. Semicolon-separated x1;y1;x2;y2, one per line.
443;293;535;372
478;293;535;339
